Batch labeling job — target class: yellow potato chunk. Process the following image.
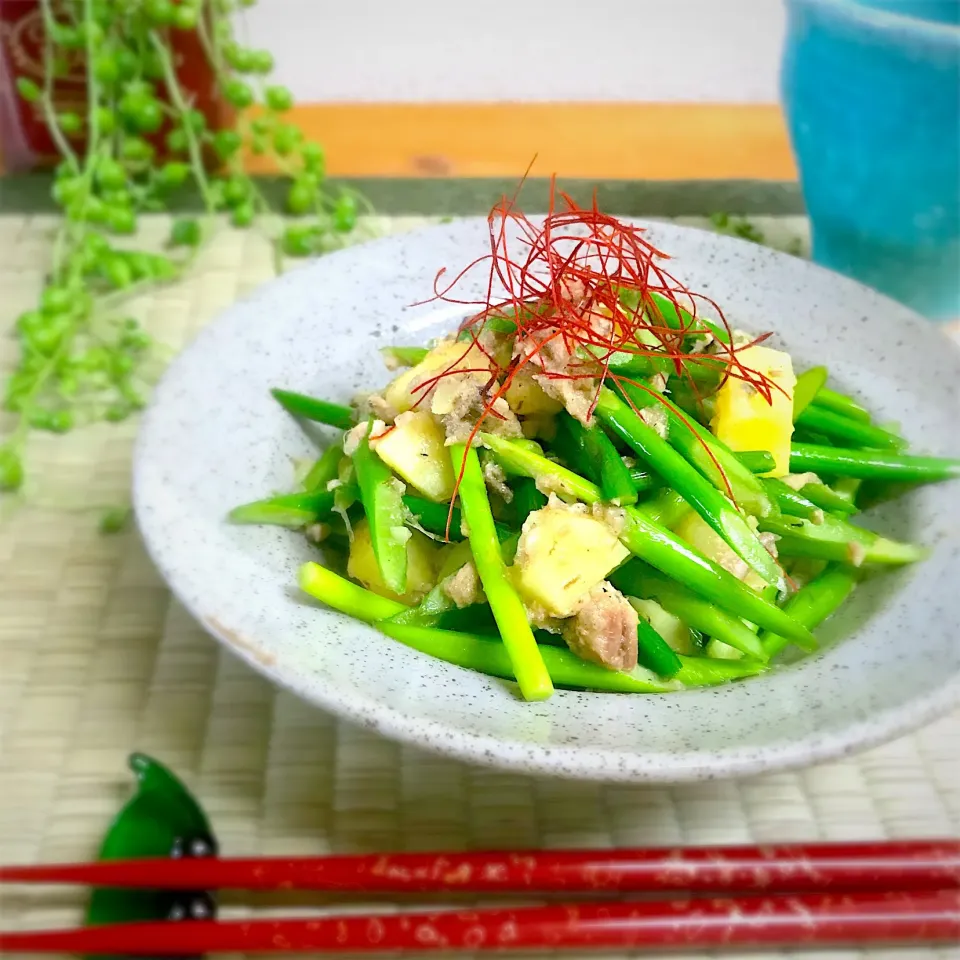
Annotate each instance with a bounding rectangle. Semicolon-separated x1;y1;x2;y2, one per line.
384;339;492;414
710;345;796;477
347;518;437;604
513;504;629;617
504;372;562;416
373;411;455;502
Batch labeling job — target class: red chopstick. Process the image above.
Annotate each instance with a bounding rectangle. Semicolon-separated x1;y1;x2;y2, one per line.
2;840;958;894
1;890;957;954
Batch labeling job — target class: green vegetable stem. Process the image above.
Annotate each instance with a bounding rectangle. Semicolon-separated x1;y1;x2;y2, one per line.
790;444;960;483
646;290;730;345
737;450;778;474
615;563;771;660
385;583;458;628
481;433;811;645
760;566;858;657
379;622;763;693
271;389;356;430
228;489;334;528
402;495;512;543
814;386;872;424
483;432;600;503
554;413;638;505
796;405;906;452
595;388;783;589
627;467;660;494
795;479;860;516
302;440;345;492
402;495;464;539
762;477;825;522
352;424;408;594
640;489;690;528
612;381;775;519
299;561;407;622
450;444;553;701
792;366;828;421
617;509;808;643
381;346;429;367
634;615;683;678
760;515;927;567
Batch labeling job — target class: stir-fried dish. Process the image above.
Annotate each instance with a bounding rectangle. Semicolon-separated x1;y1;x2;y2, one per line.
230;196;960;702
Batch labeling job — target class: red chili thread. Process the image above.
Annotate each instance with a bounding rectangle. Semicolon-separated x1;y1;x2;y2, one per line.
406;180;783;539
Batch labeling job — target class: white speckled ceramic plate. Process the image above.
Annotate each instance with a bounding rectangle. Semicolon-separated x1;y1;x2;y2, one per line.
133;218;960;782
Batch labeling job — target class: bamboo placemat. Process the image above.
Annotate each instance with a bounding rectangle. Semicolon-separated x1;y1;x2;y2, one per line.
0;213;958;960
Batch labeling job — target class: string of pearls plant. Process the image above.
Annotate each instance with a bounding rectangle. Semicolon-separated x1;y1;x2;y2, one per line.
1;0;366;501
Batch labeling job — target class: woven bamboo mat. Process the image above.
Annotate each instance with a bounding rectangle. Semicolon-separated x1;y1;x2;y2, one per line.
0;213;958;960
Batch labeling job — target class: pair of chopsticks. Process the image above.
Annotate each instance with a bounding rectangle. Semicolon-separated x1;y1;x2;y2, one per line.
1;839;958;954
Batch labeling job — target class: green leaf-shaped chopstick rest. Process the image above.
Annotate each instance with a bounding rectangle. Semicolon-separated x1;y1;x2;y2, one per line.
86;752;217;960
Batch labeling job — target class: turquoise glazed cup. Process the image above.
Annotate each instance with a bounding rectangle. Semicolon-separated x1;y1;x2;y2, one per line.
781;0;960;320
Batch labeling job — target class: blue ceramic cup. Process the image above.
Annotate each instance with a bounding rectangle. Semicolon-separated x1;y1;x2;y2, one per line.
781;0;960;320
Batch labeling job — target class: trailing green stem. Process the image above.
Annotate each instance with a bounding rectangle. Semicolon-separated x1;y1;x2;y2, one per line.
632;612;683;677
554;413;638;504
762;477;824;522
303;441;344;492
796;480;859;516
151;35;218;212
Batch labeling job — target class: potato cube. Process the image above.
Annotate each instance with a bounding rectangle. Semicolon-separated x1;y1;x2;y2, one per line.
384;339;492;414
505;372;562;416
711;345;796;477
373;411;455;502
513;504;629;617
347;518;437;604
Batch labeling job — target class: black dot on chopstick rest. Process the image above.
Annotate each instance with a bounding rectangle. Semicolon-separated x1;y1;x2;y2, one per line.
189;893;215;920
167;892;216;923
165;832;219;931
167;901;188;922
189;837;216;858
170;832;219;859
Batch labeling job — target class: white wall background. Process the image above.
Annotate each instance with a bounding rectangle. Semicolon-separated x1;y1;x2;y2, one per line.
244;0;786;102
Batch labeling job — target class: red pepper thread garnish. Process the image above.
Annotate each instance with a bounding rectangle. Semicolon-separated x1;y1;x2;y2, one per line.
410;179;783;529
